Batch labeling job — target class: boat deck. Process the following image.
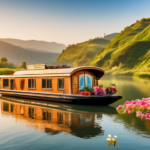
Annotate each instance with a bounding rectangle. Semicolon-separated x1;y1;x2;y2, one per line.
0;89;122;105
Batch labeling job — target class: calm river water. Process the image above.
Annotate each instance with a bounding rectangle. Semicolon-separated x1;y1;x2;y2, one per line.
0;76;150;150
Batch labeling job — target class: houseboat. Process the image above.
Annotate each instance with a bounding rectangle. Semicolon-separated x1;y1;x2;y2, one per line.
0;63;122;105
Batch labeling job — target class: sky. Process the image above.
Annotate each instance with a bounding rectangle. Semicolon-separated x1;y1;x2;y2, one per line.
0;0;150;46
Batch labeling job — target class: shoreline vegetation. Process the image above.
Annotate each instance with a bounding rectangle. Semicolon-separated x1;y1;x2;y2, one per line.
0;68;18;75
104;67;150;79
0;57;24;75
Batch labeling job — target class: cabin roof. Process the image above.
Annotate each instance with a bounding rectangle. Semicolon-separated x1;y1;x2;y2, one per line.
0;66;104;78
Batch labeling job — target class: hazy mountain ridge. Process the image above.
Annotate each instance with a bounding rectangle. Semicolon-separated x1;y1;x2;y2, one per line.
55;33;117;67
0;38;66;53
0;41;60;65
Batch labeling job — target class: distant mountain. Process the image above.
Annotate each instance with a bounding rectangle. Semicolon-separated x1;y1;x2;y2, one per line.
104;33;118;39
55;35;115;66
0;39;66;53
0;41;60;65
90;18;150;76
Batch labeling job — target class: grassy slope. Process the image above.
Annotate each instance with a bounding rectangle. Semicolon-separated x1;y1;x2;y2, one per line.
56;38;110;67
90;18;150;77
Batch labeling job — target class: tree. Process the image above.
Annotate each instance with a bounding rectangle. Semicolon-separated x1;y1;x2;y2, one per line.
1;57;8;63
22;61;26;69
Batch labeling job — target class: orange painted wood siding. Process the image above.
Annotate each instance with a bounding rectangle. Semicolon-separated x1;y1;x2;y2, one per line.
1;76;70;94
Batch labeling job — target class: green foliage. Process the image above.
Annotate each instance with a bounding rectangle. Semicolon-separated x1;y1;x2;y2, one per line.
0;62;16;68
22;61;26;69
79;86;94;92
1;57;8;63
90;18;150;77
0;68;18;75
55;38;111;67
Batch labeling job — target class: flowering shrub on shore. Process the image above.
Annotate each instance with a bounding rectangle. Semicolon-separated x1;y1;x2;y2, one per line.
116;98;150;121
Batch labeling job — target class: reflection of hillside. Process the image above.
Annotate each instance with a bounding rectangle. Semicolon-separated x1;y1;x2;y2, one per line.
1;100;104;138
112;114;150;137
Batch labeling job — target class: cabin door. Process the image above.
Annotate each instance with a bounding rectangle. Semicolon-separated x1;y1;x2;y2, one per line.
72;75;79;94
79;74;93;90
10;79;14;90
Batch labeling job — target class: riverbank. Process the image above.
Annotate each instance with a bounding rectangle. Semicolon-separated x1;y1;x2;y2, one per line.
105;69;150;79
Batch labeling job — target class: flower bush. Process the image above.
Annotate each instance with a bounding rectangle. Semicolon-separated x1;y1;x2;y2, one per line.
93;86;106;96
79;84;117;96
79;86;94;96
116;97;150;121
105;85;117;94
80;91;91;96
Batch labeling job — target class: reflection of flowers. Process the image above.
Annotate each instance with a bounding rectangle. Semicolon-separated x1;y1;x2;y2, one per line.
106;134;119;147
116;97;150;121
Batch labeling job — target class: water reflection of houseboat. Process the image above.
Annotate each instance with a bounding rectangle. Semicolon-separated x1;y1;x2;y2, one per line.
1;99;104;138
0;63;122;105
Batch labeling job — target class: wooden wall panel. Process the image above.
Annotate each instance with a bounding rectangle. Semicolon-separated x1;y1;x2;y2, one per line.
1;76;70;94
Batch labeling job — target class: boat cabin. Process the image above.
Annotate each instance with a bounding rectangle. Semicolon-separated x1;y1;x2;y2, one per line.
0;64;104;95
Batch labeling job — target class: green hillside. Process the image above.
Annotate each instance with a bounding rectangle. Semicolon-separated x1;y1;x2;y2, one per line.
90;18;150;77
55;35;117;67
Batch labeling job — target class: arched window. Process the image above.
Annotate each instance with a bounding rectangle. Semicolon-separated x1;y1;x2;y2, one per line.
79;74;84;90
79;74;93;90
85;74;92;87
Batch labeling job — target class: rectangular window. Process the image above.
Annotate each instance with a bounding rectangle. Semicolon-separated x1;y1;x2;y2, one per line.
58;78;64;90
20;79;25;90
42;79;52;89
3;79;9;88
28;79;35;89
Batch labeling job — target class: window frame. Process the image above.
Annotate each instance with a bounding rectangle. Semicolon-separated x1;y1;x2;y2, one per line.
42;78;52;90
28;78;36;89
3;79;9;88
58;78;65;90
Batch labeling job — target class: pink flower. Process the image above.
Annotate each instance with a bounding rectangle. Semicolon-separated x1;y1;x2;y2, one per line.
141;114;145;118
126;104;132;110
117;105;122;110
146;111;149;114
145;113;149;117
145;118;150;120
128;110;131;114
136;111;142;117
80;92;85;95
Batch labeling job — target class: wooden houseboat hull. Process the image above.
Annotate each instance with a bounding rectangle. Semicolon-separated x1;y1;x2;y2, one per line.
0;89;122;105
